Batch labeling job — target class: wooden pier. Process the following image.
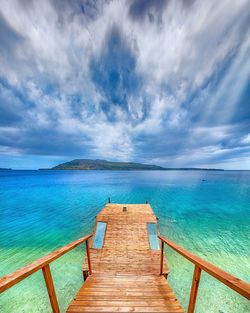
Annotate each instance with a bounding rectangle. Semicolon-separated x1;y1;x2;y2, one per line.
67;203;178;312
0;202;249;313
82;203;169;276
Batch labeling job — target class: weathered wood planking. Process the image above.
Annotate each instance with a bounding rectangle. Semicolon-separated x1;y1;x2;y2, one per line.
83;203;169;275
1;203;249;313
67;204;183;313
67;273;184;313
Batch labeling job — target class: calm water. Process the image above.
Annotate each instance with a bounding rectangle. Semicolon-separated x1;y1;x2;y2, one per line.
0;170;249;313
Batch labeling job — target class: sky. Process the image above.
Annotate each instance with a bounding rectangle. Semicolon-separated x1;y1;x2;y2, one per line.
0;0;250;170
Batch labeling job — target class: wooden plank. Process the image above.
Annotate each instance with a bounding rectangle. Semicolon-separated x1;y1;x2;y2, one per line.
0;234;92;293
158;235;250;300
82;204;169;275
67;273;184;313
42;265;60;313
67;204;182;313
74;294;177;301
67;306;183;311
187;265;201;313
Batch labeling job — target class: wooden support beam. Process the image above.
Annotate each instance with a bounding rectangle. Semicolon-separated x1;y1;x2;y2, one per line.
188;265;201;313
160;240;164;275
82;270;88;281
85;239;92;275
42;265;60;313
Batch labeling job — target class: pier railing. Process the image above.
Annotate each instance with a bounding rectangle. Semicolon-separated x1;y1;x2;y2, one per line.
158;234;250;313
0;234;93;313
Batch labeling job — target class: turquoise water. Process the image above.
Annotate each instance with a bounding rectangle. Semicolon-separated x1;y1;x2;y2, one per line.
147;223;160;250
92;222;107;249
0;170;249;312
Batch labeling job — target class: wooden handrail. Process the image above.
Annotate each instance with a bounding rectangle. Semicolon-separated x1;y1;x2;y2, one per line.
158;234;250;299
0;233;92;293
158;234;250;313
0;233;93;313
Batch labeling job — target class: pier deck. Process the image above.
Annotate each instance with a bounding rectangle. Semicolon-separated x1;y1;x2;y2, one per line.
82;204;169;275
2;203;249;313
67;204;183;313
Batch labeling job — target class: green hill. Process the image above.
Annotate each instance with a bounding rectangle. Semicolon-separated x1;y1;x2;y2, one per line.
52;159;164;170
49;159;224;171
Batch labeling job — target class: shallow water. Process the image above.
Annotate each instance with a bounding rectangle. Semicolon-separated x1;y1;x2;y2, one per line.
0;170;249;312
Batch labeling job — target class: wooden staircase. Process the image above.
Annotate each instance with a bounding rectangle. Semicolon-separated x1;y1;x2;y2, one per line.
0;202;249;313
67;273;184;313
68;204;179;312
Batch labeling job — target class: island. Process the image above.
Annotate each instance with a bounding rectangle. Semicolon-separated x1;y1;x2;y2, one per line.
51;159;164;170
44;159;224;171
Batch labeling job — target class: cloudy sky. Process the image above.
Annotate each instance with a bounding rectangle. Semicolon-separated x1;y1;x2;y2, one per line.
0;0;249;169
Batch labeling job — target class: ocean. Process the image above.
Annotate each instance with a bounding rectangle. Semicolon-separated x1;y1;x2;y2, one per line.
0;170;249;312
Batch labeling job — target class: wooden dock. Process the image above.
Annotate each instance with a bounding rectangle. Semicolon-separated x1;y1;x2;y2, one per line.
1;202;249;313
82;203;169;275
67;203;183;313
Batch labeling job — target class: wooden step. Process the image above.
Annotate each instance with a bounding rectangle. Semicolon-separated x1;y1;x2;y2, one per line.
67;274;184;313
71;205;182;312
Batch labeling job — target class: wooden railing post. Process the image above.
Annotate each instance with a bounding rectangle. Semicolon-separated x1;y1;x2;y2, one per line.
158;234;250;300
160;240;164;275
86;239;92;275
42;265;60;313
188;265;202;313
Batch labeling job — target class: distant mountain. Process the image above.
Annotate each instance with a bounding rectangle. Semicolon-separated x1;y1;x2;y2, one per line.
51;159;164;170
0;168;12;170
50;159;224;171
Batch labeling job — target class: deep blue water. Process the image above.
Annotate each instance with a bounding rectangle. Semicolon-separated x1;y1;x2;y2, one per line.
0;170;249;312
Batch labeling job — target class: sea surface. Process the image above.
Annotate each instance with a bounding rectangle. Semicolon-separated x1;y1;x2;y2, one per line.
0;170;249;313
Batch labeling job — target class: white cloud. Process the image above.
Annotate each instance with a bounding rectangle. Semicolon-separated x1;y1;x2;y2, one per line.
0;0;249;168
241;134;250;145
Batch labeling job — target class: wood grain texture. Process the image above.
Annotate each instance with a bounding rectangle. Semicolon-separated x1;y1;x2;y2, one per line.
42;265;60;313
85;240;92;275
67;273;184;313
187;265;201;313
83;204;169;275
67;204;179;312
